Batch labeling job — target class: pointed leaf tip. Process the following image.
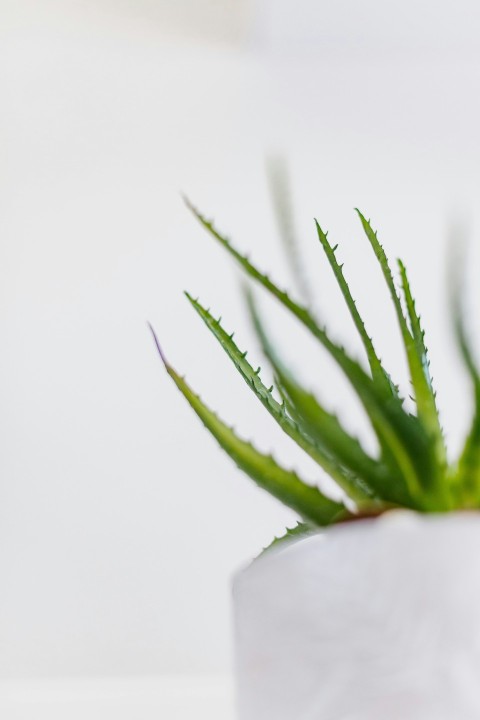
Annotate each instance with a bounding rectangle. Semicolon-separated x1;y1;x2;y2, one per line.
182;194;195;211
148;322;169;367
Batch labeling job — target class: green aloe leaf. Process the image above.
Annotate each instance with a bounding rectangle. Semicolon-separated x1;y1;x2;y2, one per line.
267;156;314;305
185;198;435;506
260;522;319;556
273;373;395;502
398;260;447;471
245;290;414;508
315;220;399;400
356;211;447;487
451;254;480;505
149;324;345;526
184;292;372;504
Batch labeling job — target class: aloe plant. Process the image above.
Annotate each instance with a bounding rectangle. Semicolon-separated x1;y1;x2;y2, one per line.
151;199;479;533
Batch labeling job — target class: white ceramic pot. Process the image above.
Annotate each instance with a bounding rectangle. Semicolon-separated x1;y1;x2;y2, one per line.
233;512;480;720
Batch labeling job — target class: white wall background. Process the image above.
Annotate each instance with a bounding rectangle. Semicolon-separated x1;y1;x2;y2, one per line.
2;0;480;681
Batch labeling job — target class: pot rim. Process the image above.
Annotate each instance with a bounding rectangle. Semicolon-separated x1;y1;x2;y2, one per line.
233;508;480;585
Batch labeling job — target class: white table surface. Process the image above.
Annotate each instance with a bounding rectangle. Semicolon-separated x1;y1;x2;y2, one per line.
0;676;235;720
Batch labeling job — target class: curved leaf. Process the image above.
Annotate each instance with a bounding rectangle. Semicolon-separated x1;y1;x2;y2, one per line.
260;522;319;556
315;220;399;400
245;291;417;508
398;259;447;473
184;199;437;504
185;293;372;504
450;254;480;505
267;156;314;305
150;325;345;526
356;211;447;481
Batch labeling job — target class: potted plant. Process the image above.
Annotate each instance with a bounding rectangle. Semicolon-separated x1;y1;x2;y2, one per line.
151;199;480;719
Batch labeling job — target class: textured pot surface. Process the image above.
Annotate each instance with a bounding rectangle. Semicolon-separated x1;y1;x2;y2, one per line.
233;512;480;720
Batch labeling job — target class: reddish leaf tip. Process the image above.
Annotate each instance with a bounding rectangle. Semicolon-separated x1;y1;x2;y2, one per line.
148;322;168;367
